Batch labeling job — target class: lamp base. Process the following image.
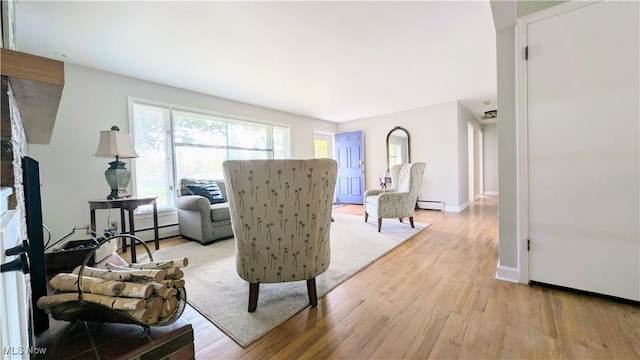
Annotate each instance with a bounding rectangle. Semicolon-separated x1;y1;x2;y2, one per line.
105;160;132;200
107;189;132;200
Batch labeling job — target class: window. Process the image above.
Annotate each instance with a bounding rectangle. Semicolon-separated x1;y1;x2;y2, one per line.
132;103;172;208
313;132;334;159
130;99;290;210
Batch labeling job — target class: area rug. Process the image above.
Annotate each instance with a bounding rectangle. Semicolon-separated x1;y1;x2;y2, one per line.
147;213;429;347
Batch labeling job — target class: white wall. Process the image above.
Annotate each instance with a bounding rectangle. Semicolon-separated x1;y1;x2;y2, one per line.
456;107;469;209
457;103;484;209
495;18;519;273
482;123;498;195
28;64;337;245
28;62;499;245
337;101;481;211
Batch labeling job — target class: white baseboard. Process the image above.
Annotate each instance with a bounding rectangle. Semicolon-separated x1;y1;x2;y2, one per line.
159;226;180;239
495;264;520;283
419;201;476;213
444;202;469;212
484;191;499;196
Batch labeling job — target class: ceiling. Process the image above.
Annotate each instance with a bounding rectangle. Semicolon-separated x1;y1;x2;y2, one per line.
13;1;497;124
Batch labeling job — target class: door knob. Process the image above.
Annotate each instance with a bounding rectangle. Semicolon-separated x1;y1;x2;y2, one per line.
1;253;30;274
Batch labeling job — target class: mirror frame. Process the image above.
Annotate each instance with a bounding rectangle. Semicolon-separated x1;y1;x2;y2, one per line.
386;126;410;171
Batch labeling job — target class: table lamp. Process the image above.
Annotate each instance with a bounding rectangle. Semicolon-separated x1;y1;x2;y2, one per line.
94;126;139;199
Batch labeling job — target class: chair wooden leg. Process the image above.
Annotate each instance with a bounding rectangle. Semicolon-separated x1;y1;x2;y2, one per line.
307;278;318;307
248;283;259;312
399;217;403;223
377;218;382;232
365;212;368;223
409;217;415;228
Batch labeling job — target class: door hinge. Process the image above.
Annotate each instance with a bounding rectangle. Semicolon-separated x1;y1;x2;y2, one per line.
527;238;530;251
525;46;529;60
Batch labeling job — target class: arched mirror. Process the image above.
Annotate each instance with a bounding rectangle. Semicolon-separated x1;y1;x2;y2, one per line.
386;126;410;172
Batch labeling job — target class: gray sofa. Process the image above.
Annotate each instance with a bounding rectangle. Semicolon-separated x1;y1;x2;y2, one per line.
175;178;234;245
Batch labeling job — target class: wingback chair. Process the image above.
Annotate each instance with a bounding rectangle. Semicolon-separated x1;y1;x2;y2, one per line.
223;159;337;312
364;162;426;232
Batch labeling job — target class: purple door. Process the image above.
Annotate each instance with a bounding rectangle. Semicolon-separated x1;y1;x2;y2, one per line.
335;130;364;204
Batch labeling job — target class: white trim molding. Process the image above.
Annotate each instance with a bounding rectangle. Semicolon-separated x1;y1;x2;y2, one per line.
444;202;468;213
495;263;520;283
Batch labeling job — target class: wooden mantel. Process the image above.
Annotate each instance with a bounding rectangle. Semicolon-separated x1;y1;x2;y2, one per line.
1;48;64;145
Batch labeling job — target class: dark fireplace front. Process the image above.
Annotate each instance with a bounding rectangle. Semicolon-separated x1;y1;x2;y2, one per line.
22;156;49;334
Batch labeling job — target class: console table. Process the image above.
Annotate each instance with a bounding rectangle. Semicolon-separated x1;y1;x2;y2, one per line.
89;196;158;263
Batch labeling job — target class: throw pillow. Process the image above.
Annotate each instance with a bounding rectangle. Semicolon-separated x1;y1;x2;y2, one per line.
186;182;225;204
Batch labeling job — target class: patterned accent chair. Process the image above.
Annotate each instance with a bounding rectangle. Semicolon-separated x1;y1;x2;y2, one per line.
222;159;338;312
364;162;426;232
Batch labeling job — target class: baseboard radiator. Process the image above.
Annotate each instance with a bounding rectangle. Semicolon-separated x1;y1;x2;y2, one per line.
416;199;444;211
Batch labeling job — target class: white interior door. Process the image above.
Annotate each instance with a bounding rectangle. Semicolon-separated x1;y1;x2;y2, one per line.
527;1;640;300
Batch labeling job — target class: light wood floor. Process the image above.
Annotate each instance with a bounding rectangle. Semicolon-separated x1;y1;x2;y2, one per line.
123;196;640;359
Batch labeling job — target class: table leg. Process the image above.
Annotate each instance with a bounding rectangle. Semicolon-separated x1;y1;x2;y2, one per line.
128;207;137;263
120;209;127;252
153;203;159;250
90;209;97;237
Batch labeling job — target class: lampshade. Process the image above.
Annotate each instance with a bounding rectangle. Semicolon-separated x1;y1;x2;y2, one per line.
94;126;139;159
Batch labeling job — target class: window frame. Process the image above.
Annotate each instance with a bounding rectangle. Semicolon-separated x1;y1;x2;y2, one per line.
313;130;335;159
128;97;291;212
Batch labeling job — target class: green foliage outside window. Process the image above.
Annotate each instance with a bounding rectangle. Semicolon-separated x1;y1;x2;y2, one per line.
132;101;290;209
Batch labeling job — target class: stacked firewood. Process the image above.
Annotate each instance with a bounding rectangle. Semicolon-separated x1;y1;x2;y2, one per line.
37;257;188;325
